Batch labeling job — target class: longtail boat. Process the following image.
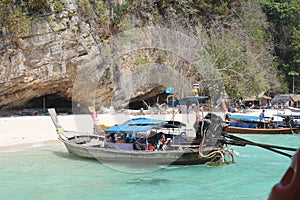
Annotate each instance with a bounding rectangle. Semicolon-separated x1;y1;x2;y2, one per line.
48;108;233;165
224;112;300;134
223;126;298;134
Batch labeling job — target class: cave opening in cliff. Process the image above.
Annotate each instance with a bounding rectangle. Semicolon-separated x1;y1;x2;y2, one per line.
128;92;169;110
23;94;72;114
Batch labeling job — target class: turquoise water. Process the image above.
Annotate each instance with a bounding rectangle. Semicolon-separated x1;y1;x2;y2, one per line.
0;134;299;200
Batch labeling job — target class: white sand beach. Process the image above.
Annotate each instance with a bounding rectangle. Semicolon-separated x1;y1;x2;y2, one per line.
0;108;297;152
0;112;199;152
0;114;94;152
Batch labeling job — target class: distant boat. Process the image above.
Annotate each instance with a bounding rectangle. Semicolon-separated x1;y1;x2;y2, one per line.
48;108;232;165
223;126;297;134
288;107;300;112
223;112;300;134
273;113;300;120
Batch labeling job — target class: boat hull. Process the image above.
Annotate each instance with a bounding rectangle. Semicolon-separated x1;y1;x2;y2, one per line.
224;126;298;134
61;137;219;165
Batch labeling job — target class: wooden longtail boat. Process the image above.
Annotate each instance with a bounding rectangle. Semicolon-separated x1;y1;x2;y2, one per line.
49;108;231;165
224;112;300;134
223;126;298;134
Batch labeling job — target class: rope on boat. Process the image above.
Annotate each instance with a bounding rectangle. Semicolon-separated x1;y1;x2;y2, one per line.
197;116;235;164
199;148;225;163
198;128;225;164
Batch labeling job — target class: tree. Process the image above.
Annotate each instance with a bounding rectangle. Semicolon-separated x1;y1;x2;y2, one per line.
261;0;300;93
203;1;280;100
288;71;299;94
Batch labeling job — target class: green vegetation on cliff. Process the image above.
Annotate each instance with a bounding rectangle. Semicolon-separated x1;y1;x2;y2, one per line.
0;0;299;101
262;0;300;94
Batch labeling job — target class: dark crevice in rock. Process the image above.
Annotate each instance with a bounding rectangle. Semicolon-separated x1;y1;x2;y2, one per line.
128;92;168;110
0;93;73;116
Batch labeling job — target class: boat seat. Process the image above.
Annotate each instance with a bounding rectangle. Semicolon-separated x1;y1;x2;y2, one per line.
105;142;134;150
81;139;102;147
171;144;199;148
73;138;88;144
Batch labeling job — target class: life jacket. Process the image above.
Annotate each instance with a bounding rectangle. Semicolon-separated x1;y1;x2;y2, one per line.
268;149;300;200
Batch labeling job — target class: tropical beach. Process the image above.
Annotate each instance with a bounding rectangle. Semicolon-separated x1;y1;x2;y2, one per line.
0;113;299;199
0;108;296;152
0;114;100;152
0;116;58;151
0;111;204;151
1;0;300;199
0;111;193;150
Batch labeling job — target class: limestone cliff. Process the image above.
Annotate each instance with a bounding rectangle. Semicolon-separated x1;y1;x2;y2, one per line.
0;1;109;112
0;0;201;113
0;0;279;114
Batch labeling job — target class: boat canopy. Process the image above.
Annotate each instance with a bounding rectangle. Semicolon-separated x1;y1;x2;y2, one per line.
164;120;186;127
168;96;209;106
227;113;260;121
105;117;166;133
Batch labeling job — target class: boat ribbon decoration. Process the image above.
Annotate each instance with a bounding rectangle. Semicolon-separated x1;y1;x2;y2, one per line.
88;107;110;135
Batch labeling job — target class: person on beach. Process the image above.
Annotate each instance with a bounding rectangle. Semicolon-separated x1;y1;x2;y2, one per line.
259;109;265;120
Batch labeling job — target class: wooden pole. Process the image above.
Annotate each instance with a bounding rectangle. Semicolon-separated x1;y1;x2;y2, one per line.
43;97;46;111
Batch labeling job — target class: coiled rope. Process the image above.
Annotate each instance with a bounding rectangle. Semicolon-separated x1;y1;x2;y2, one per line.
198;129;225;164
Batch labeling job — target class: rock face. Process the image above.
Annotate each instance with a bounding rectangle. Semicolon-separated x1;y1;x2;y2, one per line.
0;1;106;111
0;0;201;113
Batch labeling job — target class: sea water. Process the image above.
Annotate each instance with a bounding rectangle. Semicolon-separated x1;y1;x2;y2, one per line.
0;134;299;200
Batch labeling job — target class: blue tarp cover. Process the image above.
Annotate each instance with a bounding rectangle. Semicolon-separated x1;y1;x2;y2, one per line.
229;121;257;128
228;113;260;121
105;117;166;133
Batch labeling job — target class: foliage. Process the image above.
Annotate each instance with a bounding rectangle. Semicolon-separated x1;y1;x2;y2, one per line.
53;0;65;13
1;0;299;99
205;31;266;99
203;1;280;100
103;0;282;99
77;0;111;42
0;0;31;43
0;0;51;43
95;1;107;20
26;0;49;14
261;0;300;93
78;0;94;19
288;71;299;76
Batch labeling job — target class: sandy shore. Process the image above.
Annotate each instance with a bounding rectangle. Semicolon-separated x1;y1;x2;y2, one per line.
0;112;200;152
0;114;96;152
1;108;295;152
